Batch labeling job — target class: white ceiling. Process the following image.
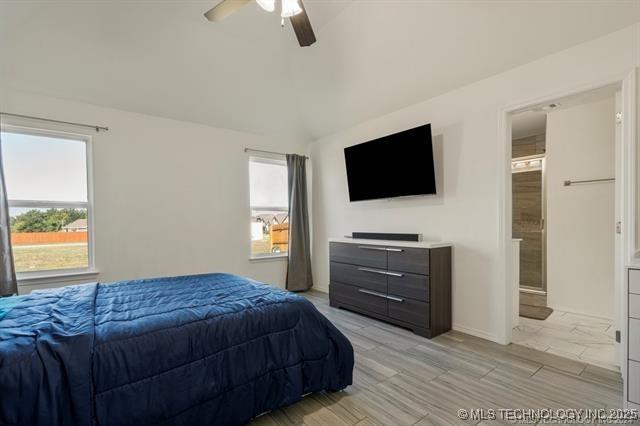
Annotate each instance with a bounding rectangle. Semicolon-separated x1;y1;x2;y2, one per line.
1;1;639;141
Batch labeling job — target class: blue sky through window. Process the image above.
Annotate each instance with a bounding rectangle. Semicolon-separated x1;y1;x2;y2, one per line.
1;132;87;204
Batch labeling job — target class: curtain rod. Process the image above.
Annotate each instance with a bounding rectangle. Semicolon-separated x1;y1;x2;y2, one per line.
0;112;109;132
244;148;309;159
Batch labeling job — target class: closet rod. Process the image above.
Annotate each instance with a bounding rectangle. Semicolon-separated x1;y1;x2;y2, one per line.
0;112;109;132
563;178;615;186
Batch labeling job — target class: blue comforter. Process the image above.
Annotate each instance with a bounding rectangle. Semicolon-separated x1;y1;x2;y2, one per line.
0;273;354;425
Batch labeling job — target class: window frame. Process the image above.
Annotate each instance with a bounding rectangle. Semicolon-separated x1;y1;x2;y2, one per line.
248;154;289;261
1;124;96;278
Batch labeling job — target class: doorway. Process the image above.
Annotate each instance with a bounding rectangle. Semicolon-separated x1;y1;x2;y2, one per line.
511;112;548;321
508;84;622;371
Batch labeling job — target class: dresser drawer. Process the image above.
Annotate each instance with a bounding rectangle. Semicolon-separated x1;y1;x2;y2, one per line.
330;262;387;293
630;318;640;362
388;271;429;302
631;294;640;319
629;360;640;404
330;242;387;269
387;247;429;275
388;296;429;328
330;282;388;316
631;269;640;295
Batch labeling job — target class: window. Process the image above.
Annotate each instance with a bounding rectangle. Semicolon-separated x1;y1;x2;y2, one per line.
249;156;288;258
1;127;93;275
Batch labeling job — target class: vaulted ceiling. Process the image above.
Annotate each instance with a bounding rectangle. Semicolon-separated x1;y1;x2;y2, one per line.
1;1;639;141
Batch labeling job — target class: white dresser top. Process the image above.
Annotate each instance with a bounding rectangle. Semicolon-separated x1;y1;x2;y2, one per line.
329;237;452;249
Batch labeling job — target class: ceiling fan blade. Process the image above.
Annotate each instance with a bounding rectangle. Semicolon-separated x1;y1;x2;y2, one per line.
290;0;316;47
204;0;251;22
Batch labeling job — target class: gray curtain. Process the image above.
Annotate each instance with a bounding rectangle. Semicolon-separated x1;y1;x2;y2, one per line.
0;133;16;296
286;154;312;292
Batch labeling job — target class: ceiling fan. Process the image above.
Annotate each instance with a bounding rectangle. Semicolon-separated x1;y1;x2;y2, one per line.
204;0;316;47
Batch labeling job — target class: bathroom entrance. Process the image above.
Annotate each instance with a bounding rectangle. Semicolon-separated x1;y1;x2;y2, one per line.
510;85;621;371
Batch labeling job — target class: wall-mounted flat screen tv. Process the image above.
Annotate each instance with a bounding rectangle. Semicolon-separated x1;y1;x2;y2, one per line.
344;123;436;202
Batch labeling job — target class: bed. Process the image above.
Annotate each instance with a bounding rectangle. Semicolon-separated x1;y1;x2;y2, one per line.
0;273;354;425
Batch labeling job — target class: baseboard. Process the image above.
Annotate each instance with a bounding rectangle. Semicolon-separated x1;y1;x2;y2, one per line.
313;284;329;293
452;323;500;344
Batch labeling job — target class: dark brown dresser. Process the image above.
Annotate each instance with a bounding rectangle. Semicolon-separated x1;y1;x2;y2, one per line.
329;238;452;338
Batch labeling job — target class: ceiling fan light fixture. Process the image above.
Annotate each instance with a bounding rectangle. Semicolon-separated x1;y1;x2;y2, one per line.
255;0;275;12
281;0;303;18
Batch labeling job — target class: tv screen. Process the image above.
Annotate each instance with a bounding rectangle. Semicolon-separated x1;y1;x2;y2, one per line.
344;123;436;202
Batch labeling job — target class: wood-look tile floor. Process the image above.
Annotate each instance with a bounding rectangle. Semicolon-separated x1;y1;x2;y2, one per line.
251;291;624;425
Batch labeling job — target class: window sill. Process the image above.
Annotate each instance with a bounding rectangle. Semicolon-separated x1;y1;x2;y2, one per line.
17;269;100;288
249;254;288;262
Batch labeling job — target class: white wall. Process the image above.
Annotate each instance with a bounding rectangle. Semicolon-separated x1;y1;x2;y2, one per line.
309;24;639;343
546;97;616;319
1;89;307;290
3;24;639;344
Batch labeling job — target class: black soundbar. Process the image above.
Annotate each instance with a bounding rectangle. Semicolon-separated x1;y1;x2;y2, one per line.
352;232;422;242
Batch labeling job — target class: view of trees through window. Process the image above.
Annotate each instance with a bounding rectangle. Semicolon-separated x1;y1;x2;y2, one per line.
9;208;89;273
2;130;91;274
11;208;87;233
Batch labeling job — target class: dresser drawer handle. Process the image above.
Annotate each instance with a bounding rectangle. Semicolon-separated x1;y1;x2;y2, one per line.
357;267;388;275
386;295;404;302
385;248;404;252
357;288;387;299
357;267;404;277
357;246;387;251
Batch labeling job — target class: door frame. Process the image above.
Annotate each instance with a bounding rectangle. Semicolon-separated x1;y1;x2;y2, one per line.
497;68;637;377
